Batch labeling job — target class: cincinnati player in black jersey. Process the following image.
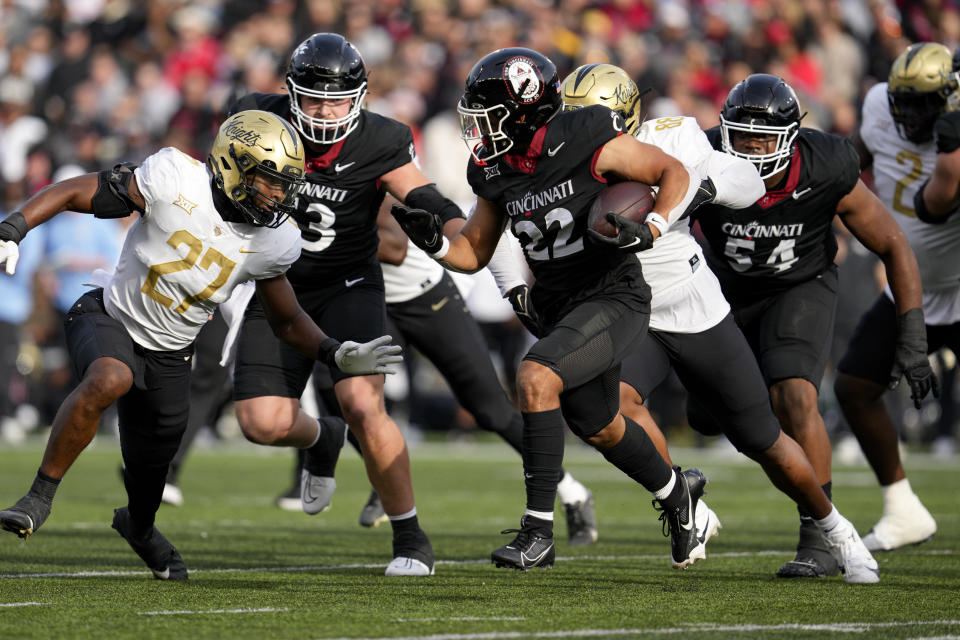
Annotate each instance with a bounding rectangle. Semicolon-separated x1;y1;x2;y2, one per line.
695;74;929;578
227;34;466;577
393;47;710;571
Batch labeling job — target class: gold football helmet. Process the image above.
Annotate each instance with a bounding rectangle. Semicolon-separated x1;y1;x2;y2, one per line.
888;42;959;144
560;63;642;135
208;110;305;227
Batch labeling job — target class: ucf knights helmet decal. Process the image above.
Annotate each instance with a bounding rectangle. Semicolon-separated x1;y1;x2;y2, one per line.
560;63;642;136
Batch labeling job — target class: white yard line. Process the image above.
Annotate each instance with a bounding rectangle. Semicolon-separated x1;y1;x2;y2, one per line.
0;602;49;607
323;620;960;640
0;548;954;579
139;607;288;616
394;618;526;623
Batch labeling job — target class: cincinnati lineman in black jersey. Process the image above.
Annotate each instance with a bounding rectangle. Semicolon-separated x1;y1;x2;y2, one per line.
393;47;711;572
695;74;927;580
560;62;882;583
227;33;466;577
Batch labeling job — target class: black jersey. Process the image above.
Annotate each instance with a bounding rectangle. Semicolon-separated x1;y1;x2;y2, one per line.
230;93;415;287
696;127;860;304
467;105;626;293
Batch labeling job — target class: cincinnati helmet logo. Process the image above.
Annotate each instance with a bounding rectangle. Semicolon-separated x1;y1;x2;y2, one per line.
503;57;543;104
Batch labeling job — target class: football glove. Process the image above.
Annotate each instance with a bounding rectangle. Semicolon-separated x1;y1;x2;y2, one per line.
585;212;655;253
680;177;717;220
507;284;543;338
335;335;404;375
889;308;939;408
391;203;444;255
0;241;19;275
934;110;960;154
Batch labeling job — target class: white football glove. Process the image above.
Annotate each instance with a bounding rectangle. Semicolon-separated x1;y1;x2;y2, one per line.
0;240;19;275
334;335;403;375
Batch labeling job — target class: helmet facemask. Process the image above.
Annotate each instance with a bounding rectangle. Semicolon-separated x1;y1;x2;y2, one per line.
286;78;367;146
888;89;952;144
226;145;303;227
720;116;799;179
457;97;514;163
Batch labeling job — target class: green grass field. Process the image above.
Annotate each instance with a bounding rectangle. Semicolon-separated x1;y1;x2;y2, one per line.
0;436;957;639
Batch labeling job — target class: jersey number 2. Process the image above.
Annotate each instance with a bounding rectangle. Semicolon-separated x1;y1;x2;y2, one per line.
141;230;237;313
514;208;583;260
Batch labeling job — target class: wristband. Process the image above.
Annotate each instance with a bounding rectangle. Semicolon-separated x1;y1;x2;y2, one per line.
644;212;669;236
429;235;450;260
317;337;341;366
0;211;28;244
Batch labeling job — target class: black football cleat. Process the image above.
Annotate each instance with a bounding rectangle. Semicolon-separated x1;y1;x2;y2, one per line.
0;493;52;540
654;467;707;570
111;507;188;580
777;518;840;578
491;516;555;570
358;489;389;528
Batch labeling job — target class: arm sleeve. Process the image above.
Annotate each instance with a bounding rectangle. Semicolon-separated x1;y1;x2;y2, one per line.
485;230;528;296
702;151;765;209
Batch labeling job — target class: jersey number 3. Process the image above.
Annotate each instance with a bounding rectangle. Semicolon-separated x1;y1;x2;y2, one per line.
141;230;237;313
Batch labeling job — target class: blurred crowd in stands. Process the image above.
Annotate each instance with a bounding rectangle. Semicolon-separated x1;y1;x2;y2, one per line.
0;0;957;457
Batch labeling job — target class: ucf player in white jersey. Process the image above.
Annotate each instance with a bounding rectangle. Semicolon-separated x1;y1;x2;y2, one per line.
0;110;401;580
558;64;882;583
835;42;959;551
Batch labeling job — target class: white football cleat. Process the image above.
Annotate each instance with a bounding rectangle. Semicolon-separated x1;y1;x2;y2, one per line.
385;556;435;576
695;498;722;550
300;472;336;515
863;492;936;552
822;517;880;584
161;483;183;507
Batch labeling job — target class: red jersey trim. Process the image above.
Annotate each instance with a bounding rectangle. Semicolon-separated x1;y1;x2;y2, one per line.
305;138;347;172
590;131;622;183
504;126;549;175
756;144;802;209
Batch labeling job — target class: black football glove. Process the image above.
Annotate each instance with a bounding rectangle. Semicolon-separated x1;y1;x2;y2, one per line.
391;203;444;255
934;110;960;154
680;177;717;220
585;212;655;253
507;284;543;338
889;308;940;409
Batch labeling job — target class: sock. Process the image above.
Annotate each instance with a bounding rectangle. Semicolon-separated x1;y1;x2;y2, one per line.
814;505;842;535
798;481;832;522
556;472;589;505
389;509;419;526
524;508;554;522
31;470;61;503
600;416;673;492
653;469;678;502
522;409;565;513
881;477;914;507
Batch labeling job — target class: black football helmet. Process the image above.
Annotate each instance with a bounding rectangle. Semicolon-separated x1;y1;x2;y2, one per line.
457;47;562;163
720;73;802;179
286;33;367;145
888;43;958;144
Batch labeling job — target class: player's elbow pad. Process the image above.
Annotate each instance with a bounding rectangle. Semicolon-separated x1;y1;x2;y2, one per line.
92;163;142;219
403;184;465;224
705;152;765;209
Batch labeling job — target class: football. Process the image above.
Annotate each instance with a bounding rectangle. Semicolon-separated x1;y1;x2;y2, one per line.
587;181;656;238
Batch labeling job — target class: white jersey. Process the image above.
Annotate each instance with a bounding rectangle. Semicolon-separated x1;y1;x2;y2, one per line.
635;116;761;332
381;240;445;304
861;82;960;323
104;147;302;351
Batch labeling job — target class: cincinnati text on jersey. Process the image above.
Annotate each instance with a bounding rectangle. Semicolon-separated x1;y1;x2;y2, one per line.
504;179;575;217
721;221;805;239
298;182;348;203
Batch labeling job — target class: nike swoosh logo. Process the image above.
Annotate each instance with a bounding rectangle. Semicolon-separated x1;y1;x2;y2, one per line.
239;249;258;253
680;482;694;531
152;567;170;580
697;513;711;543
345;277;364;287
430;297;449;312
791;187;812;200
547;142;565;156
521;546;551;566
335;162;356;172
